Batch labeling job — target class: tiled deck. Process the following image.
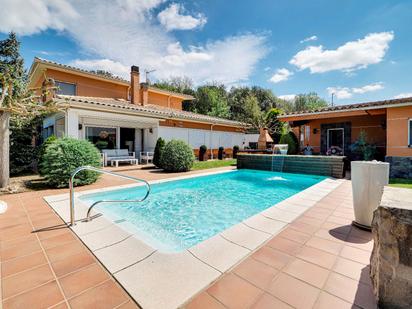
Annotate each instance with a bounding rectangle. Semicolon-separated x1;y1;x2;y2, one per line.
0;167;376;309
185;180;376;309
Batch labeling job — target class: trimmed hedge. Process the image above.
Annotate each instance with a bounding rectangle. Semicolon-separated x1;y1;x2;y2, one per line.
199;145;207;161
218;146;224;160
233;145;239;159
160;139;194;172
153;137;165;168
279;131;299;154
40;138;101;188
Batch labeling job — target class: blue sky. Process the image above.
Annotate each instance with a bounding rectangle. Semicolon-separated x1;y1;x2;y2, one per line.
1;0;411;104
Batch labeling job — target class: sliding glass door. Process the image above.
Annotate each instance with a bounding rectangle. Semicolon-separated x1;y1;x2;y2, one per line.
85;126;117;150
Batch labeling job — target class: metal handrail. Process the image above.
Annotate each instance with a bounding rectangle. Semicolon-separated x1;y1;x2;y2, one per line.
69;166;151;226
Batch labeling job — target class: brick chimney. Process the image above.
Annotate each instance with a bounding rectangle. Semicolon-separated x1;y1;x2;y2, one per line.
130;65;140;105
141;82;149;106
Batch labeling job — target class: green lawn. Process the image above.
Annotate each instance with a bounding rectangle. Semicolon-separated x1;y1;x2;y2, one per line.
192;159;237;170
389;178;412;189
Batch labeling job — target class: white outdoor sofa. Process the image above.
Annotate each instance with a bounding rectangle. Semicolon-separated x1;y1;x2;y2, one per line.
102;149;138;167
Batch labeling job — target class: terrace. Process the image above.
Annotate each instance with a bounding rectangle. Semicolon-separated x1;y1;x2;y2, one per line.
0;166;378;309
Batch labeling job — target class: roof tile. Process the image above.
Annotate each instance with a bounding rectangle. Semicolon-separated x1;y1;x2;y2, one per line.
280;96;412;117
55;95;244;127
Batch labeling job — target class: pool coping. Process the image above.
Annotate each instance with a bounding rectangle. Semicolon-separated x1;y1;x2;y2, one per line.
43;169;344;309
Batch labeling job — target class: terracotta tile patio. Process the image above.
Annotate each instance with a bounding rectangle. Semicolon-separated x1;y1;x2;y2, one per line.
185;180;377;309
0;167;234;309
0;167;377;309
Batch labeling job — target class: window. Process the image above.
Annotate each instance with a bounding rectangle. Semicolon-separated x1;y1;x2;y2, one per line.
42;126;54;139
55;118;65;138
55;81;76;95
409;119;412;146
86;126;117;150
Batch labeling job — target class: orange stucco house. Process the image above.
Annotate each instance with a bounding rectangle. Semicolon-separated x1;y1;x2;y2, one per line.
278;98;412;178
29;58;254;159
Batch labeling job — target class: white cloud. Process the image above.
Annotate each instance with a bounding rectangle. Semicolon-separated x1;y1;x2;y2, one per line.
394;92;412;99
1;0;268;85
352;82;384;94
290;32;394;73
278;94;296;101
269;68;293;83
300;35;318;43
70;59;130;78
264;66;271;71
327;82;384;99
158;3;207;31
327;87;353;99
0;0;78;35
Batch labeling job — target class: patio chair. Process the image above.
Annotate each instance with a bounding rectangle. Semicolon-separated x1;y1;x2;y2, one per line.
140;151;154;164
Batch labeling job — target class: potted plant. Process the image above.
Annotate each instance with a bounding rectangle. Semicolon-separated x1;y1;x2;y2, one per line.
233;145;239;158
218;146;224;160
350;131;389;229
199;145;207;161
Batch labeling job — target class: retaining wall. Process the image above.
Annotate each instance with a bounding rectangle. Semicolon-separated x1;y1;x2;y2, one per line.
237;154;346;178
385;156;412;179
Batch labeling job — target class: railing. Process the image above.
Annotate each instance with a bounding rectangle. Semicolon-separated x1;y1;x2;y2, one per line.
69;166;151;226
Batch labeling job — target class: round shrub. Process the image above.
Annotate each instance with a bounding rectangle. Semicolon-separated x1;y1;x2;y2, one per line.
153;137;165;168
40;138;101;188
199;145;207;161
218;146;224;160
279;131;299;154
233;145;239;159
160;140;194;172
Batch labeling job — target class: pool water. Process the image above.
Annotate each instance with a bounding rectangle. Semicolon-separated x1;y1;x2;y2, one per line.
79;170;324;252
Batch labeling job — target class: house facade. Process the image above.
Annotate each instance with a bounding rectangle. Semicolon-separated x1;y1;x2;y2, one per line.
278;98;412;178
29;58;257;158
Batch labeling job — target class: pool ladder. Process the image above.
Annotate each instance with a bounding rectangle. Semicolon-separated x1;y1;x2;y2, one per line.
69;166;151;226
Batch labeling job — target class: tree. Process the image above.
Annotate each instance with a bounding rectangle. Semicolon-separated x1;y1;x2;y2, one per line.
227;87;251;121
0;32;62;188
227;86;281;122
194;84;230;118
154;76;194;95
265;108;285;142
205;87;230;119
250;86;279;112
153;76;196;111
241;94;263;128
0;33;25;187
294;92;328;112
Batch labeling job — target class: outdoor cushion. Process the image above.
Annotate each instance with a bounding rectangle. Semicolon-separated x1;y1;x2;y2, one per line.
102;149;132;158
116;149;130;157
102;149;117;157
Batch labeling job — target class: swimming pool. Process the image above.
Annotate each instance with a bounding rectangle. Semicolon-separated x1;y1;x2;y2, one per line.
79;170;324;252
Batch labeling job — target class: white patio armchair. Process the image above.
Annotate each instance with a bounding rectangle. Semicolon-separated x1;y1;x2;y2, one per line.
140;151;154;164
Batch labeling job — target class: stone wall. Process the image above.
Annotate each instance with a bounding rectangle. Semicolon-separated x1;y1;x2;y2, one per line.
385;156;412;179
237;154;345;178
370;186;412;308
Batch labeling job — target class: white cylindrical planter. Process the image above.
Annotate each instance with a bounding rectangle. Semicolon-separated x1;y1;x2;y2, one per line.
351;161;390;229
